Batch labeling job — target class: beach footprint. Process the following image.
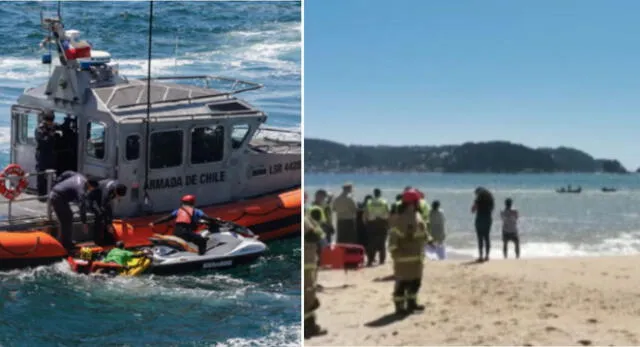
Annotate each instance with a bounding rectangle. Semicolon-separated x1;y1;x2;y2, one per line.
537;311;559;320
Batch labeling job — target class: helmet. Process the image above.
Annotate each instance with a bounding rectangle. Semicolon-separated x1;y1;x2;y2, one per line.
402;189;421;204
79;247;93;261
181;194;196;204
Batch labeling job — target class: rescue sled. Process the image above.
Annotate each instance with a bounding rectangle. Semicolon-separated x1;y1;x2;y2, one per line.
67;249;153;277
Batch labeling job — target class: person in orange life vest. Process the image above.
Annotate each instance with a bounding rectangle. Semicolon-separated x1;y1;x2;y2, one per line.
148;195;217;255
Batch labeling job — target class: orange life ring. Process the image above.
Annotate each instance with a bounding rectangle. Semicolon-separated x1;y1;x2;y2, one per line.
0;164;29;200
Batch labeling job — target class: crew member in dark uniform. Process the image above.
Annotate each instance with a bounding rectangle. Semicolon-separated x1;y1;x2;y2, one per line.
149;195;218;255
85;179;127;246
35;110;61;201
48;172;94;252
57;115;78;173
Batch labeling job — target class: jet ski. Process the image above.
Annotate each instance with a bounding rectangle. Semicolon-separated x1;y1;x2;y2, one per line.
67;220;266;276
143;220;268;275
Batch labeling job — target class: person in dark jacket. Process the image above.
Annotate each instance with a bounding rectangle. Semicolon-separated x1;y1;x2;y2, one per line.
356;195;372;248
48;171;94;252
390;194;403;215
85;179;127;246
471;186;495;262
35;110;61;201
149;195;218;255
56;115;78;173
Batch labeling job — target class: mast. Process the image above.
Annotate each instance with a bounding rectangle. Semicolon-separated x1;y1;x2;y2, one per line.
143;0;154;212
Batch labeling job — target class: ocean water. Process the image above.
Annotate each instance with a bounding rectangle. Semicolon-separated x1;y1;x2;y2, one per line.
306;172;640;259
0;2;301;346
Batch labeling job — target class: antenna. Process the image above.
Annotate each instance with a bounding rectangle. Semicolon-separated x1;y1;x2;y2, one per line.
143;0;153;213
174;34;179;75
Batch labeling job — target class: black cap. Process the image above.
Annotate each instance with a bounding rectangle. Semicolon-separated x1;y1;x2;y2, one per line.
42;110;55;121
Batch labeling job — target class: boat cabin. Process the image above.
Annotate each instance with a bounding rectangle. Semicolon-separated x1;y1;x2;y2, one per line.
8;19;300;218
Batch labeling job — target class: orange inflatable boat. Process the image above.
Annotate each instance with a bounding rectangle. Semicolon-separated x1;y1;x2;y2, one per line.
0;188;301;270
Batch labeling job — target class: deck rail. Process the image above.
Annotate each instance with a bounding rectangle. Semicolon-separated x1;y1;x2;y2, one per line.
113;75;264;109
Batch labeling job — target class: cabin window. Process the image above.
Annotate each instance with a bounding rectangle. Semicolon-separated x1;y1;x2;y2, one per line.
231;124;251;150
86;121;106;160
150;130;183;169
125;134;140;161
18;113;39;145
191;125;224;164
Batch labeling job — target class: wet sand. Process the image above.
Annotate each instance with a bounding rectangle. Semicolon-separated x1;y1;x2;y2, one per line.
306;256;640;346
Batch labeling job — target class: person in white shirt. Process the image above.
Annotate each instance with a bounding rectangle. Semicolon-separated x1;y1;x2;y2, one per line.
500;198;520;259
428;200;446;260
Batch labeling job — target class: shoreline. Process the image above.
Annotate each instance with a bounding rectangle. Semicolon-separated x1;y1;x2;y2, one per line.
304;171;635;175
307;255;640;346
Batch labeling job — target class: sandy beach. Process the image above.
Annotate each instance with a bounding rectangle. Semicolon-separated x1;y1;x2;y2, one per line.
306;256;640;346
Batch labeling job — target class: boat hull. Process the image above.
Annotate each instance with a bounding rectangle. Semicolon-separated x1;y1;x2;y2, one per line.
149;251;263;275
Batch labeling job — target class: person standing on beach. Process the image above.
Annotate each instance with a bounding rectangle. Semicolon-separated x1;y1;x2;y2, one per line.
304;217;328;339
428;200;446;260
308;189;334;243
390;193;403;215
388;188;431;315
332;182;358;244
500;198;520;259
356;195;372;249
471;187;495;262
364;188;390;266
417;190;431;229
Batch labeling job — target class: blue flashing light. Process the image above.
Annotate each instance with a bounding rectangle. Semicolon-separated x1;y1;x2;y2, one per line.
41;53;52;64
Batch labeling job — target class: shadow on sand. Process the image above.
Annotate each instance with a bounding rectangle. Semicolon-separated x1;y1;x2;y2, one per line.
372;274;395;282
461;259;485;266
364;312;410;328
316;284;354;292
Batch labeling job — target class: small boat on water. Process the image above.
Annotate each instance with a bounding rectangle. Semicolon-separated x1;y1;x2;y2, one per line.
0;8;300;271
601;187;617;193
556;186;582;194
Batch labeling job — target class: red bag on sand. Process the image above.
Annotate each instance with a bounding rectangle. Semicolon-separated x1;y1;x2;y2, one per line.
320;243;365;270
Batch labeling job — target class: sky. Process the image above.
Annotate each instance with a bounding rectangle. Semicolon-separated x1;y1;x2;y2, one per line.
304;0;640;170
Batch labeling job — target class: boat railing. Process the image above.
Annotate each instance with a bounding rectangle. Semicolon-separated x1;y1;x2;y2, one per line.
118;110;264;123
114;75;264;110
0;169;56;225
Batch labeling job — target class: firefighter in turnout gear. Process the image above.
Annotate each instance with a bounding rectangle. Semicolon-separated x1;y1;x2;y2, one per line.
388;188;433;315
304;217;328;339
364;188;390;266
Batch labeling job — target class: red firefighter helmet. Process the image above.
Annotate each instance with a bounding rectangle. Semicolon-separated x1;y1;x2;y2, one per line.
402;189;421;204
